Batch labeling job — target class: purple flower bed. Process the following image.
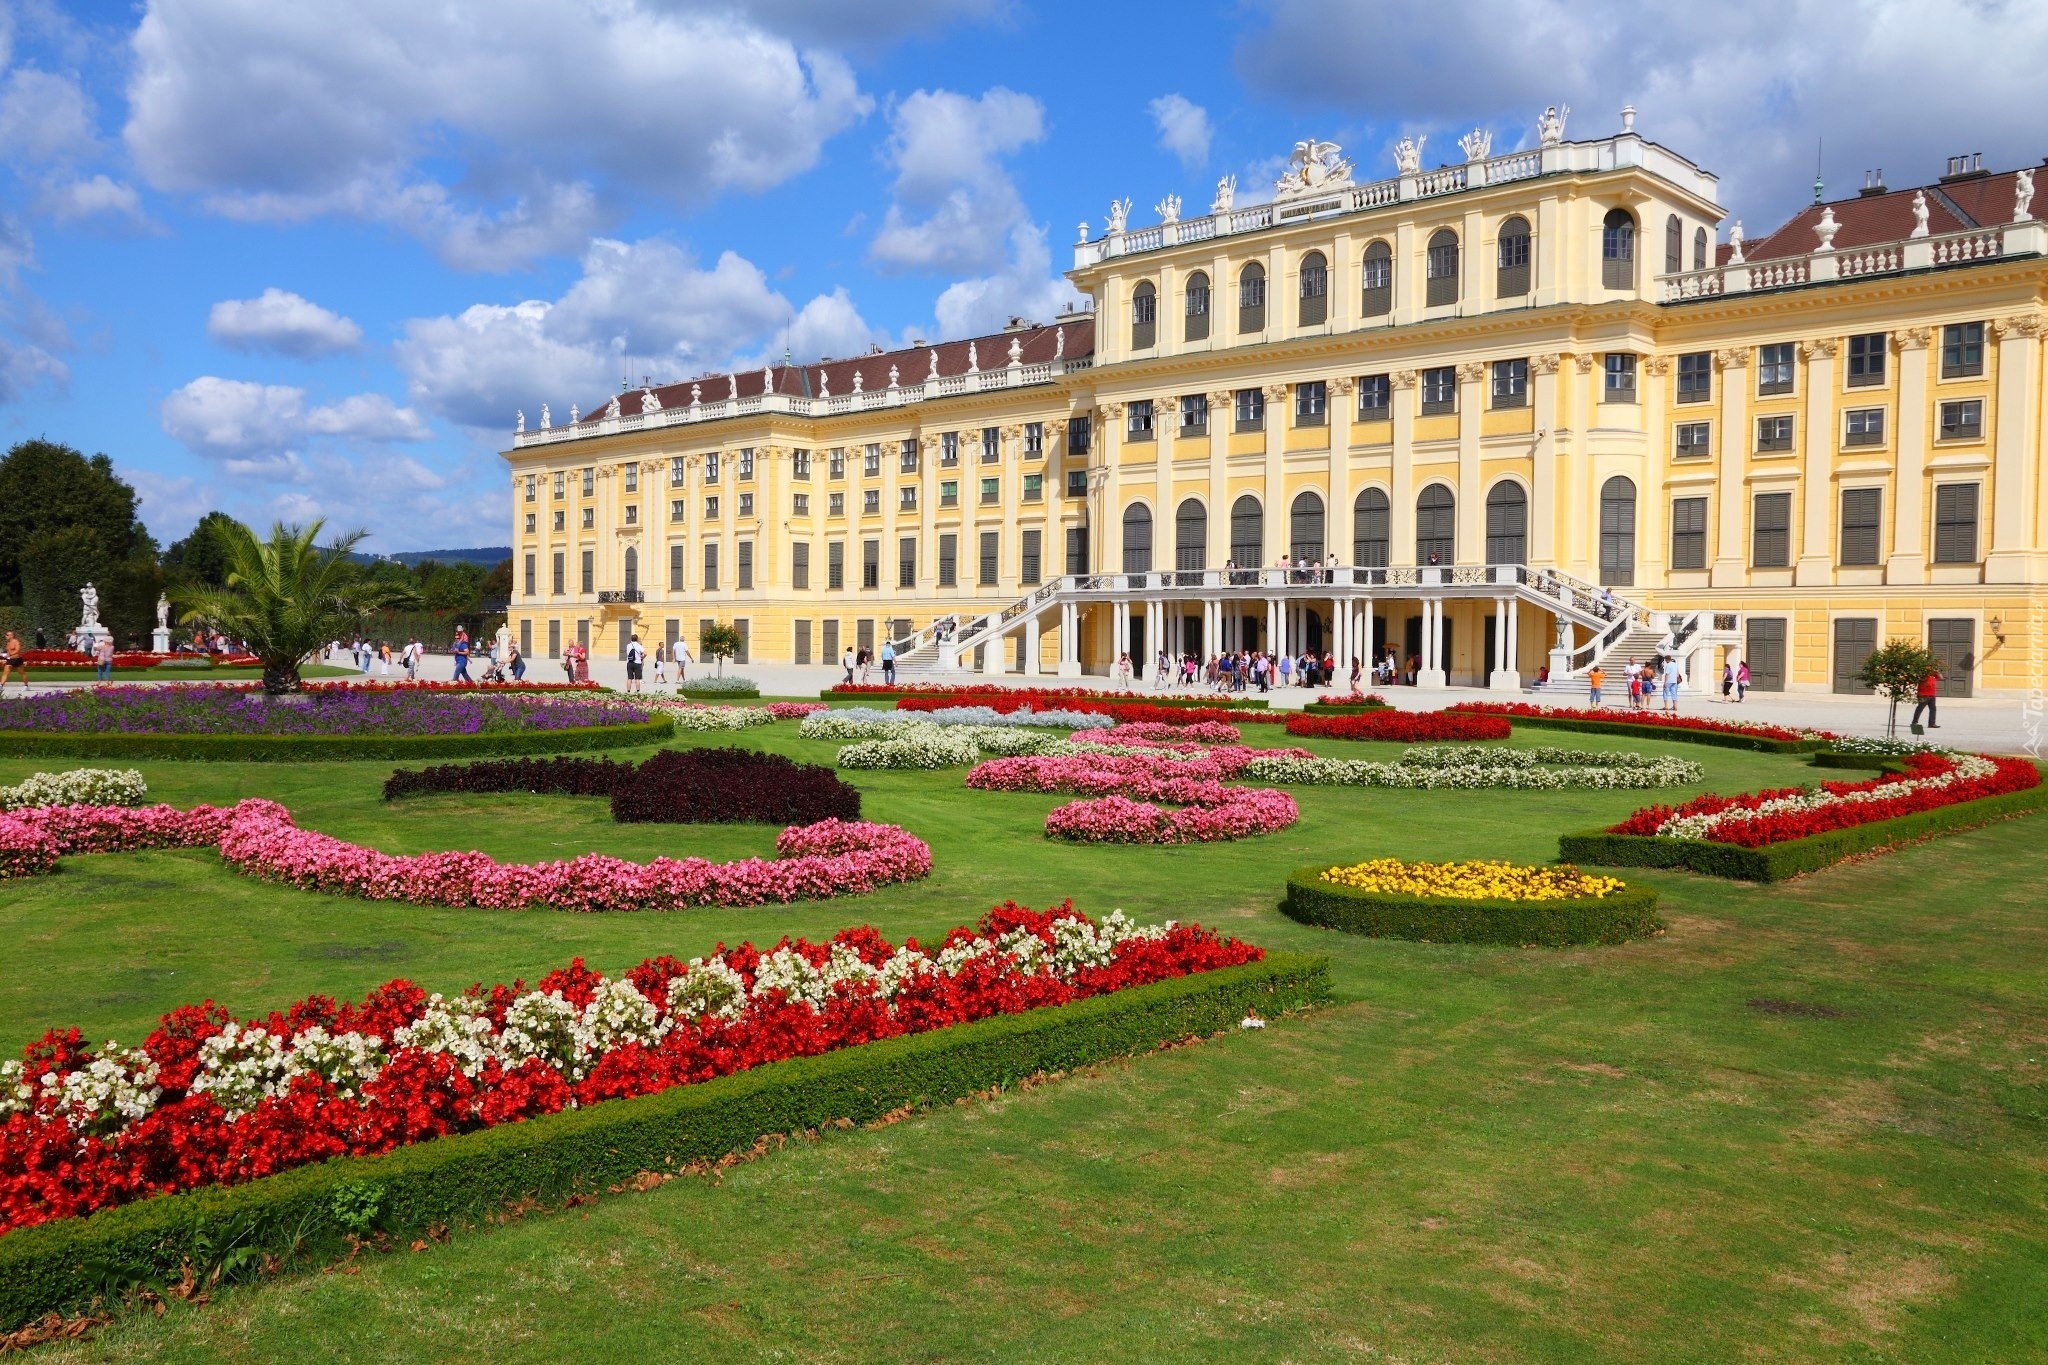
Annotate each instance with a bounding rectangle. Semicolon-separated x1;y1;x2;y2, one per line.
0;686;650;736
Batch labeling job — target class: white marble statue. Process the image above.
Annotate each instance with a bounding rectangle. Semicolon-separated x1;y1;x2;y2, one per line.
761;365;773;392
1537;104;1570;148
818;370;829;397
2016;169;2035;222
967;341;980;372
569;404;579;423
79;582;100;630
927;348;940;380
1211;174;1237;215
1813;206;1840;251
1727;220;1745;264
603;395;620;420
156;594;170;629
539;403;551;429
1106;198;1132;235
727;373;738;401
1276;139;1354;199
1054;327;1065;359
495;623;512;663
1910;191;1931;238
1457;127;1492;163
1154;194;1181;225
640;388;660;414
1392;134;1425;176
888;364;899;388
515;409;525;433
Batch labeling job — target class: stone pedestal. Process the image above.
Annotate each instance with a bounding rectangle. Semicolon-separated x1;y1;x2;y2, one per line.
75;625;111;653
151;628;171;653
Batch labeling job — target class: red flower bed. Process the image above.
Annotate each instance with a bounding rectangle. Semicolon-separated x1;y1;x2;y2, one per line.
896;695;1286;726
0;905;1261;1235
1448;702;1819;744
19;651;261;670
306;680;602;693
1314;692;1389;706
1284;710;1511;742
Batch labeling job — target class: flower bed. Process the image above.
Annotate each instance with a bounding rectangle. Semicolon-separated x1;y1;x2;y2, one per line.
1243;745;1702;789
766;702;827;719
0;903;1269;1241
0;768;147;811
1446;702;1829;753
828;684;1268;710
20;651;260;670
1284;710;1512;743
303;680;605;693
0;798;928;909
642;701;775;730
966;750;1299;844
1281;860;1664;946
678;677;760;698
386;748;861;826
800;707;1114;741
836;729;984;770
1089;720;1241;745
1560;752;2048;880
898;696;1287;726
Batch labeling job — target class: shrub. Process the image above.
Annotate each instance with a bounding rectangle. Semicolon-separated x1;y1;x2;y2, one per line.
1281;866;1664;946
0;719;675;763
680;676;759;698
384;756;632;801
611;747;860;824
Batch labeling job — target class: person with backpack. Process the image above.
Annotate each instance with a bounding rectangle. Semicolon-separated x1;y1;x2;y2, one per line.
624;634;646;693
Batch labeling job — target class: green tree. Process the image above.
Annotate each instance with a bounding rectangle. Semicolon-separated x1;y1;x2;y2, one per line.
420;562;483;612
163;511;243;588
0;440;148;604
1857;637;1942;736
19;525;106;644
698;621;743;677
479;557;513;603
171;519;398;693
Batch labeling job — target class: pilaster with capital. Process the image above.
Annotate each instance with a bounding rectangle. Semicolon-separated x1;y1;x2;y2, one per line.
1887;327;1932;581
1988;311;2044;579
1456;361;1485;560
1710;347;1751;584
1329;377;1356;553
1261;386;1287;560
1529;352;1560;567
1389;371;1417;565
1206;391;1232;567
1795;337;1840;583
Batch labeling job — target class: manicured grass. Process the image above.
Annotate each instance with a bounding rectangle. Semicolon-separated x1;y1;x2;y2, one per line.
5;725;2047;1360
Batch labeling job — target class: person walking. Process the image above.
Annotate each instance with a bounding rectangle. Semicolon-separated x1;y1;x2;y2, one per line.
841;646;855;686
650;641;668;687
508;640;526;682
93;633;114;683
881;638;897;686
1721;662;1734;700
1735;658;1750;702
1660;654;1683;712
857;646;871;685
1587;664;1605;708
0;629;24;693
674;640;690;684
624;633;646;693
1911;665;1942;730
451;629;473;684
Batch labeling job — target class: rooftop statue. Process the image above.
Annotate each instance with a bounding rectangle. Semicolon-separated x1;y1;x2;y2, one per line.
1391;135;1424;177
1275;139;1354;199
1211;174;1237;214
1537;104;1570;147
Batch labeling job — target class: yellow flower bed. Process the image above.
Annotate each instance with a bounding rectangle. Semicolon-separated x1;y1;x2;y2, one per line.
1318;858;1625;902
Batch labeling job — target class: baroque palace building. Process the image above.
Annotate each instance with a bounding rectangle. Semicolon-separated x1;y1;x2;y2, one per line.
504;108;2047;697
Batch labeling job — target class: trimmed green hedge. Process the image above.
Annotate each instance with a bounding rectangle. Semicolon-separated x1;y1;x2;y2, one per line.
817;690;1269;710
1557;780;2048;882
1482;714;1825;754
679;679;761;699
1809;751;1911;773
0;954;1329;1330
0;718;675;764
1280;867;1663;946
1300;702;1394;716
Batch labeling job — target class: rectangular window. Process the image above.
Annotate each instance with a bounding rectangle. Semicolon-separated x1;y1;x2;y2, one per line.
582;467;595;496
1756;415;1794;452
623;464;638;492
1674;421;1711;458
1420;366;1456;414
1490;359;1527;409
940;432;959;466
1022;473;1043;502
1833;618;1879;694
1127;401;1154;439
670;499;684;522
939;479;958;507
861;539;879;590
554;471;565;499
1676;351;1711;403
1020;528;1042;584
1847;333;1887;387
581;507;595;529
1839;487;1882;565
548;619;561;659
1294;380;1327;426
980;477;999;505
1603;353;1638;401
1844;408;1886;446
862;489;879;515
791;541;810;589
1067;416;1091;455
701;543;718;591
828;448;846;479
670;457;687;487
736;493;753;517
739;449;755;480
821;619;839;661
1757;343;1795;394
863;445;881;477
899;441;919;474
980;428;999;463
1745;617;1786;691
794;619;811;665
827;541;844;590
1751;491;1792;567
522;553;535;597
552;551;565;595
553;510;565;532
524;513;536;534
704;454;719;484
668;543;683;591
792;493;809;516
1939;399;1983;440
1066;526;1088;574
1670;497;1708;570
1179;393;1208;434
1024;422;1044;456
524;475;536;502
737;540;753;590
899;486;917;510
1357;374;1390;420
938;533;957;587
1234;387;1265;430
1942;322;1984;378
1065;470;1087;497
898;537;916;588
791;449;810;479
580;549;595;594
1933;482;1980;563
978;531;999;585
703;495;719;518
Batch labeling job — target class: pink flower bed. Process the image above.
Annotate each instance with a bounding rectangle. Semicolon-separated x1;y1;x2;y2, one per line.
1090;720;1241;745
1042;789;1299;844
966;751;1299;844
766;702;827;719
0;801;931;910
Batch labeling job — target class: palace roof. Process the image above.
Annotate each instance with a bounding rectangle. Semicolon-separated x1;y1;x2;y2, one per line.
1740;166;2034;262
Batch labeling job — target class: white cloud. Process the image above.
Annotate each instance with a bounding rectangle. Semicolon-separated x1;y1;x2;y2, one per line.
777;288;884;364
1149;94;1212;170
930;223;1082;340
1233;0;2048;224
0;66;97;167
124;0;878;269
869;87;1045;275
161;376;427;462
38;174;146;223
207;288;364;359
396;300;616;433
0;334;66;402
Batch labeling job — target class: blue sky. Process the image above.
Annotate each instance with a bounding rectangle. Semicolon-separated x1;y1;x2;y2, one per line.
4;0;2044;552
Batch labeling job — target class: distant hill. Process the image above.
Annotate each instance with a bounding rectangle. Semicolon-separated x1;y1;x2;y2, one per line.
383;547;512;567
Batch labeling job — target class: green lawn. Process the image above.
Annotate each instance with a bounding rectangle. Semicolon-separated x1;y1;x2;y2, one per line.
5;725;2045;1362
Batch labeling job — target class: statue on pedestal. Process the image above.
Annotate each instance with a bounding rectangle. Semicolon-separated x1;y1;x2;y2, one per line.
79;582;100;631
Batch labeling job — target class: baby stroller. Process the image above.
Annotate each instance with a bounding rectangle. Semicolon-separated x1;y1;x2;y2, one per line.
477;654;509;684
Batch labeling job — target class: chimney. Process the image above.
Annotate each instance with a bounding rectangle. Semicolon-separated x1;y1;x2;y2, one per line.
1941;152;1987;181
1859;169;1887;197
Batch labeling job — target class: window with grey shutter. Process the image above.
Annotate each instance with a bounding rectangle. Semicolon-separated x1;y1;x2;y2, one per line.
1938;400;1982;440
1743;617;1785;691
1941;322;1984;378
821;619;839;660
548;619;561;659
1670;497;1707;570
1601;210;1635;289
1927;618;1974;697
1491;359;1527;408
552;552;565;595
1065;527;1087;575
1229;495;1263;566
979;531;999;585
1847;332;1887;386
861;539;879;590
1297;251;1328;326
1757;343;1795;394
1664;214;1683;274
1832;618;1878;693
793;619;811;665
1358;373;1390;420
664;544;680;591
1360;241;1393;316
1933;483;1979;563
522;554;535;597
1184;272;1210;342
1844;408;1885;446
1130;282;1157;350
1175;499;1206;571
580;550;594;594
1676;351;1711;403
1234;387;1264;430
1484;483;1527;564
1598;476;1636;585
899;536;916;588
826;541;844;590
938;534;957;587
1121;504;1152;573
1495;217;1531;298
1289;492;1325;561
1020;529;1041;584
1425;229;1460;306
1751;492;1792;567
701;543;718;590
1421;366;1456;414
1353;488;1390;567
1238;263;1266;332
736;541;752;590
1839;488;1882;566
791;542;809;589
1415;484;1455;563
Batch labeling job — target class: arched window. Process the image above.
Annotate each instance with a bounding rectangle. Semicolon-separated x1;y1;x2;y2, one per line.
1353;488;1390;567
1496;216;1531;298
1121;503;1152;574
1289;491;1326;562
1693;226;1708;271
1425;229;1460;307
623;545;638;595
1361;241;1392;317
1599;476;1637;586
1130;281;1157;351
1602;209;1637;289
1184;271;1211;343
1229;495;1263;567
1298;250;1328;327
1484;482;1528;564
1416;484;1456;564
1664;214;1683;274
1238;263;1267;333
1175;498;1207;572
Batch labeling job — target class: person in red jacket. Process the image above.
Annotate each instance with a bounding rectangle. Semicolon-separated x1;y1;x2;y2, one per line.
1910;666;1942;730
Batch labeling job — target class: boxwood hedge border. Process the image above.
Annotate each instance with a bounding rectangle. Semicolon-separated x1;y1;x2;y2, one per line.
818;690;1269;710
1556;778;2048;882
1279;866;1663;946
0;717;675;763
1463;713;1825;753
0;953;1329;1330
1299;702;1394;716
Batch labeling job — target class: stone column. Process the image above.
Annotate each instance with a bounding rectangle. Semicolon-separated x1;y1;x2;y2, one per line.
1330;376;1355;565
1456;360;1486;562
1710;346;1750;585
1058;600;1079;675
1795;338;1839;584
1560;354;1595;579
1390;370;1418;565
1988;312;2044;582
1024;613;1040;677
1207;390;1233;568
1529;355;1562;566
1262;383;1288;562
1886;329;1931;584
1418;596;1445;688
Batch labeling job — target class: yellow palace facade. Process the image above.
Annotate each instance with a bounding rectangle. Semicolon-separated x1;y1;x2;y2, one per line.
504;112;2048;697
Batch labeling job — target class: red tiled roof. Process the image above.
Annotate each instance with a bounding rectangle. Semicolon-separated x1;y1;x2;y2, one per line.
1934;171;2034;228
1741;168;2032;261
568;316;1095;427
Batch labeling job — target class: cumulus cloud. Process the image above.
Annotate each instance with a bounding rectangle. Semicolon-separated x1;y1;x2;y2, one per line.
930;223;1083;340
0;66;97;167
38;174;146;223
207;288;364;359
1233;0;2048;223
161;377;428;467
869;87;1045;275
123;0;879;269
1149;94;1213;170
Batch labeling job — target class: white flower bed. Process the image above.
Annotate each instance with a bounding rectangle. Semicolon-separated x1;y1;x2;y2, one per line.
836;726;982;770
801;706;1113;742
1243;747;1702;790
0;768;148;811
1656;751;1999;840
643;701;776;730
1825;736;1944;756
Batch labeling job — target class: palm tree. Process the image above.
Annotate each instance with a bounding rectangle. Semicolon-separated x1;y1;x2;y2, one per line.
171;519;388;694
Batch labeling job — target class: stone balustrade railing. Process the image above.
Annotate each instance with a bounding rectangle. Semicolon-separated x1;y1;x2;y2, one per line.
1660;221;2044;303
